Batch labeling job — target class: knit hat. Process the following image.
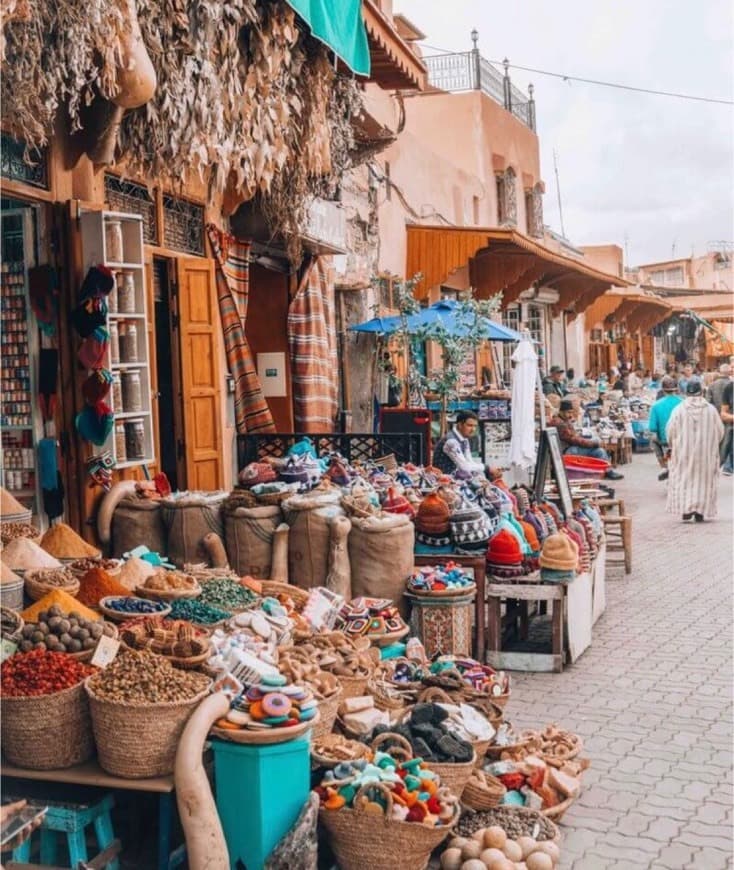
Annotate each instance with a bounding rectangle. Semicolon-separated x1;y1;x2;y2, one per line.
82;368;112;405
70;295;108;338
513;487;531;515
80;265;115;299
75;402;114;446
415;492;450;535
326;456;352;486
562;526;586;572
239;461;277;487
540;567;576;584
77;328;109;369
450;499;492;553
518;519;541;555
382;487;415;517
486;528;523;566
523;509;546;543
279;457;310;488
559;399;575;412
539;533;579;571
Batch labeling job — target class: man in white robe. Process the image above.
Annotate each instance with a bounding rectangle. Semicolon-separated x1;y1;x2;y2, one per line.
666;381;725;522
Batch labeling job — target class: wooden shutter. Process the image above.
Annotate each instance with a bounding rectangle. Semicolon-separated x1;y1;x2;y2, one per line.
176;258;224;491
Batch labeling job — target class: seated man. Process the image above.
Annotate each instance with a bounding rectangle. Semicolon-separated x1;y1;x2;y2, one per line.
542;365;568;398
431;410;485;479
550;399;623;480
648;375;682;481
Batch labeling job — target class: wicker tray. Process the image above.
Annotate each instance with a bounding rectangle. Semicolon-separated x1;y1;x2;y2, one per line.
369;625;410;648
134;582;202;601
259;580;310;609
98;597;171;622
542;794;575;820
461;770;506;810
211;713;319;745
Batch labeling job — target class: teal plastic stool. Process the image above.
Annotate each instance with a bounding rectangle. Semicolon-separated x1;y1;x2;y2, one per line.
11;793;118;870
211;736;310;870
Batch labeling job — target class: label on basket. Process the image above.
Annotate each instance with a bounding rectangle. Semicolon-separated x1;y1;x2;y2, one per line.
91;635;121;668
0;638;18;662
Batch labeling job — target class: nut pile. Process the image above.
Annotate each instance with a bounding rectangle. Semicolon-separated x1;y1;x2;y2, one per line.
198;578;259;611
25;568;78;588
87;650;210;703
19;605;115;653
70;557;120;574
121;618;209;659
455;807;557;842
0;522;40;544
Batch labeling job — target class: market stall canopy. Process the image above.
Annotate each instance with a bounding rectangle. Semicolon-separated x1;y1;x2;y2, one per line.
406;225;629;314
285;0;370;75
584;287;672;335
349;299;523;341
669;292;734;324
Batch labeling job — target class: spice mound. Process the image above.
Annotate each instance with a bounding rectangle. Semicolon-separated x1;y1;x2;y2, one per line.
87;650;210;703
78;568;131;607
1;487;28;517
1;649;96;697
198;578;259;611
22;589;99;623
1;560;22;584
40;523;100;559
19;604;115;654
141;570;198;592
2;538;61;571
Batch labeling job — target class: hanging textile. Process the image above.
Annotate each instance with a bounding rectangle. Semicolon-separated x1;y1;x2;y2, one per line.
288;256;338;432
206;225;275;434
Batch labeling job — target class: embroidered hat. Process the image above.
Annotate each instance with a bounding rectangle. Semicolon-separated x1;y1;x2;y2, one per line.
78;328;109;369
539;533;579;571
80;265;115;299
75;402;114;446
81;368;112;405
513;487;531;515
239;461;277;488
382;487;415;517
486;528;523;566
415;492;451;535
450;500;492;553
523;509;546;543
279;457;311;487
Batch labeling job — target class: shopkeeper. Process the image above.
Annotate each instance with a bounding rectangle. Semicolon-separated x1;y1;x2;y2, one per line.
432;410;486;479
550;400;624;480
542;365;568;398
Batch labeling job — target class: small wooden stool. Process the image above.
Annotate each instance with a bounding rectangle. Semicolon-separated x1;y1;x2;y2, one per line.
596;497;626;516
602;515;632;574
620;438;634;464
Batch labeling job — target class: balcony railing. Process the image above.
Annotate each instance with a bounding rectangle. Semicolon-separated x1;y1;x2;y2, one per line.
423;50;535;131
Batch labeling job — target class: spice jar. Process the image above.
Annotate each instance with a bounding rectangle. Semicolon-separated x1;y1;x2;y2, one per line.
117;271;136;313
108;274;118;313
119;322;138;363
121;370;143;413
111;373;123;410
105;220;124;263
115;422;127;462
124;419;145;460
109;322;120;364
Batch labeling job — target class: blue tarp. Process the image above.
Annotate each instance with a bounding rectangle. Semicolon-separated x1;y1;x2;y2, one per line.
285;0;371;76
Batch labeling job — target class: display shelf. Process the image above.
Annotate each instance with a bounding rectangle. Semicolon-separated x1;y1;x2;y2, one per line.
79;210;155;470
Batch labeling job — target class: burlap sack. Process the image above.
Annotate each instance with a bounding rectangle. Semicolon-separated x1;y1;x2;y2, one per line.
159;492;227;568
111;497;167;559
224;505;282;578
282;491;345;590
348;514;415;618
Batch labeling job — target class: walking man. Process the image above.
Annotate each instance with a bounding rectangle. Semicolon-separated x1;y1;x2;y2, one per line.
648;375;682;481
720;379;733;476
666;381;725;522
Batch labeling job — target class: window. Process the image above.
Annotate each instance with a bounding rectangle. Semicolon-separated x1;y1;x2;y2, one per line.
0;134;48;189
501;305;521;385
472;195;480;225
104;175;158;244
495;168;517;227
526;303;545;351
664;267;684;286
162;195;205;255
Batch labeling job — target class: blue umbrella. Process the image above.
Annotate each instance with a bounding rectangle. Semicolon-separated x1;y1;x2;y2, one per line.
348;314;402;333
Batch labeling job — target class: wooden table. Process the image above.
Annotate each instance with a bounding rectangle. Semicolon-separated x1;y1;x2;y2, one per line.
1;760;185;870
413;554;486;660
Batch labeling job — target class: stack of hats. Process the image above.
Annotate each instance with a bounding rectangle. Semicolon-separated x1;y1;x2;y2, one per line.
539;533;579;583
518;518;541;571
486;528;525;578
414;492;451;549
382;487;415;518
565;517;591;572
573;510;599;559
449;499;493;555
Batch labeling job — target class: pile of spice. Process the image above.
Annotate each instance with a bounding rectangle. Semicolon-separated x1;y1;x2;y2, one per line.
86;650;209;703
1;561;22;584
1;487;28;517
22;589;99;623
168;598;231;625
77;568;131;607
1;522;40;545
1;649;96;697
141;570;198;592
40;523;100;560
117;557;155;591
198;578;259;611
3;538;62;571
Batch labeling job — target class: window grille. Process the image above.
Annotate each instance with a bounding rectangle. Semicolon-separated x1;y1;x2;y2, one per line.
162;195;205;255
104;175;158;244
0;134;48;189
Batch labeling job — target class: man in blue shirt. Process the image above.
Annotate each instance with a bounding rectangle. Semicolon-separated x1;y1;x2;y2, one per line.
648;375;683;480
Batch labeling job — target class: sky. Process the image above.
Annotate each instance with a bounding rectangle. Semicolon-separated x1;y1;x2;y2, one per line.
395;0;734;267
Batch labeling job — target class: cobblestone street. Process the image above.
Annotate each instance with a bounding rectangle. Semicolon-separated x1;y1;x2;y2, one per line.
509;452;734;869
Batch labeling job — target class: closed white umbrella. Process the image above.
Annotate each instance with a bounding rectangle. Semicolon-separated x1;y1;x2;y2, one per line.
509;337;538;470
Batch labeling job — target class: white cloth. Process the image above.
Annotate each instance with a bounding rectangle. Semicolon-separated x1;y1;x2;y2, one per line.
442;427;484;475
665;397;725;518
509;339;538;469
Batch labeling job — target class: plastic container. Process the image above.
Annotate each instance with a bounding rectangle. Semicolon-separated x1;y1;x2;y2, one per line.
114;423;127;462
211;736;310;870
562;455;609;480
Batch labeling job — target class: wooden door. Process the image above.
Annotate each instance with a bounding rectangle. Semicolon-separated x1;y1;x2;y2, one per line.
176;258;224;491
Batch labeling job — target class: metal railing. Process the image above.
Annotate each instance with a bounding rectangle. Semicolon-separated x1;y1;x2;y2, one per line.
424;51;535;131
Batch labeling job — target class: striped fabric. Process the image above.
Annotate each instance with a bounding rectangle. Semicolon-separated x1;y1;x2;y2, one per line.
288;256;338;432
206;224;275;434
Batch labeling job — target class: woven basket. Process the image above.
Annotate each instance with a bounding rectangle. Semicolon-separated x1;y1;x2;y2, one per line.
456;805;561;844
0;577;25;611
134;581;202;601
0;605;23;643
24;570;80;602
337;673;370;700
542;794;575;820
311;733;370;768
416;687;491;766
0;522;41;546
259;580;309;609
68;559;122;580
368;678;414;714
85;677;210;778
313;687;343;740
461;770;506;810
426;754;476;798
1;681;94;769
319;781;458;870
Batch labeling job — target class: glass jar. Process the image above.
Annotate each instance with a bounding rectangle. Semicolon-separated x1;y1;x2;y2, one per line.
124;418;145;460
119;322;138;363
109;322;120;364
114;422;127;462
105;220;124;263
117;271;136;313
111;373;123;410
121;370;143;413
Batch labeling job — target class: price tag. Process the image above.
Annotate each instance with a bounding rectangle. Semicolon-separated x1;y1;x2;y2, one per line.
1;638;18;662
90;635;120;668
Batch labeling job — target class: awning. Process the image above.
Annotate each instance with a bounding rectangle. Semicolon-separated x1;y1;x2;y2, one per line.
405;225;627;312
286;0;370;76
669;293;734;323
591;287;673;334
363;0;427;90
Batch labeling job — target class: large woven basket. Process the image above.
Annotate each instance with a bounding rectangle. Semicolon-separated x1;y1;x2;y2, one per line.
542;794;576;821
319;781;458;870
1;682;94;769
259;580;309;609
415;687;491;766
337;672;370;700
24;570;80;602
426;754;476;798
85;677;210;778
461;770;506;810
313;686;342;740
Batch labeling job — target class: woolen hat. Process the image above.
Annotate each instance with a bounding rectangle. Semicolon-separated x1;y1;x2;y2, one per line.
239;461;277;487
523;509;546;543
539;533;579;571
450;499;492;552
486;528;523;566
415;492;451;534
514;487;531;515
382;487;415;517
518;519;541;555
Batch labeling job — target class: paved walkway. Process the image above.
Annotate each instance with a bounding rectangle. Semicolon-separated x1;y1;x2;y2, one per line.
509;452;734;870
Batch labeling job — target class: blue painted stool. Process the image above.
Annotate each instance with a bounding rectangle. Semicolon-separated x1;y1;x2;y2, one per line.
12;793;119;869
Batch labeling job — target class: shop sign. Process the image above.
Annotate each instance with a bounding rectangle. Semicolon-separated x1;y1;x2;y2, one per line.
304;198;347;253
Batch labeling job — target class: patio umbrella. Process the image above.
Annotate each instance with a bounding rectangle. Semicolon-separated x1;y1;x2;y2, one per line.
509;336;538;470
